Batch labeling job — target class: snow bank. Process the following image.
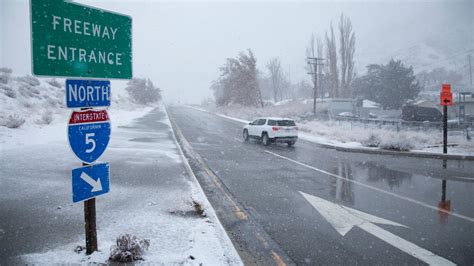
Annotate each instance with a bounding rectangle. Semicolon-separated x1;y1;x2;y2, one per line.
298;120;473;154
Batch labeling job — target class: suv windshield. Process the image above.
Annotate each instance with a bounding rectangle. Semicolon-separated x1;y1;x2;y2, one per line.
277;120;296;126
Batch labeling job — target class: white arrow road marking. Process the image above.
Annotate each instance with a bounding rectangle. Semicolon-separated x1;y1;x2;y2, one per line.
300;192;455;266
80;172;103;192
265;150;474;223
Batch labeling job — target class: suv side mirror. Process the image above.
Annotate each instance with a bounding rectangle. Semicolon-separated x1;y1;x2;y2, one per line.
249;122;253;125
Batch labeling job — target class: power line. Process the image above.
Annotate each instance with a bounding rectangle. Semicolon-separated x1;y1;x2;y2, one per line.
416;48;474;69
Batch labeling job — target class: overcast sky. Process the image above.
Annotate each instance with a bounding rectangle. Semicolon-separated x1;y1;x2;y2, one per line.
1;0;472;103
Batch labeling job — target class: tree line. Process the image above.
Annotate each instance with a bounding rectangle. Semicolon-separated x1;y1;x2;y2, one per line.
211;14;439;110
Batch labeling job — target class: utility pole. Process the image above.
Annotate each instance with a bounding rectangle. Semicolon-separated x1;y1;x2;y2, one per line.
307;57;324;115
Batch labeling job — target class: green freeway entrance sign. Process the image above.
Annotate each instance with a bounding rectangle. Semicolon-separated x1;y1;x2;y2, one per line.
30;0;132;79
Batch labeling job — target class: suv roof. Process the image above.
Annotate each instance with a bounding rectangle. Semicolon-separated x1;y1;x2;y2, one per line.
253;117;294;121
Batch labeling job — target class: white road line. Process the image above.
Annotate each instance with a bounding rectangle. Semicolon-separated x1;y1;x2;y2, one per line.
233;137;243;143
301;192;455;266
359;222;455;265
265;150;474;223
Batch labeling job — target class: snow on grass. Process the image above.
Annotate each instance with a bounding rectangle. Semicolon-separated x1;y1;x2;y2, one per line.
0;69;154;150
15;104;241;265
298;119;474;154
0;70;241;264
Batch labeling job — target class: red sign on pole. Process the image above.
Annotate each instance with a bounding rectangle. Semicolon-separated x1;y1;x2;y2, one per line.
440;84;453;106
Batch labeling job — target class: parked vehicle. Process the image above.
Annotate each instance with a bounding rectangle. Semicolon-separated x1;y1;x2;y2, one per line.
243;117;298;146
401;105;442;122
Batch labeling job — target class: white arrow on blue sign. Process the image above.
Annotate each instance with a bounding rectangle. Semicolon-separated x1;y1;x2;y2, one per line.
68;109;111;163
72;163;110;203
66;79;111;108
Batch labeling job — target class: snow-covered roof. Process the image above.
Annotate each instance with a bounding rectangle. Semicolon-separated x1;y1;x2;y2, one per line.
413;100;437;108
362;99;379;108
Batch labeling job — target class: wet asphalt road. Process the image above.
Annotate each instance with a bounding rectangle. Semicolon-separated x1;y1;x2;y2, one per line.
168;105;474;265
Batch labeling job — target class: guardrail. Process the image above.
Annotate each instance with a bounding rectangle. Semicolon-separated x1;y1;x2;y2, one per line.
333;117;473;130
298;113;473;131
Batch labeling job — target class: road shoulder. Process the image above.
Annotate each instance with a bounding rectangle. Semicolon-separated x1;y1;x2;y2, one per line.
167;106;295;266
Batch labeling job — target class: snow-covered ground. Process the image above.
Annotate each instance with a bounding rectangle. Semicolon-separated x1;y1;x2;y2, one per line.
0;71;241;264
198;101;474;156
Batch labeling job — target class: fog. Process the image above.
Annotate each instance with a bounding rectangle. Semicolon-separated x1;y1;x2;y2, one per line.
1;0;472;103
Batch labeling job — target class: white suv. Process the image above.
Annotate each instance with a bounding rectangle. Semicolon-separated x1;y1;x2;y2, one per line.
243;117;298;146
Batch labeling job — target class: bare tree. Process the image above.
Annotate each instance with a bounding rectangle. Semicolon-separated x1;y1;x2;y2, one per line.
212;49;263;107
266;57;283;102
326;23;339;98
339;14;356;97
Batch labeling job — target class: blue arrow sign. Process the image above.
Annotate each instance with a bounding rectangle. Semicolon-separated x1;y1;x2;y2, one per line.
72;163;110;203
68;110;110;163
66;80;111;108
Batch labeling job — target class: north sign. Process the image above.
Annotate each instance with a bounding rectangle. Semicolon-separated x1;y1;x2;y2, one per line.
66;79;111;108
68;109;111;163
30;0;132;79
72;163;110;203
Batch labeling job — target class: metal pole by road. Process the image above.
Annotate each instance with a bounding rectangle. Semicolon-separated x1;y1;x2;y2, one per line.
81;107;98;255
84;185;98;254
307;57;324;115
443;105;448;154
442;105;448;194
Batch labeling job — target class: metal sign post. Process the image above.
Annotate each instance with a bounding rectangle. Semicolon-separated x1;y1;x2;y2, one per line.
84;169;98;255
30;0;132;256
67;106;111;255
73;162;110;254
440;84;453;155
439;84;453;224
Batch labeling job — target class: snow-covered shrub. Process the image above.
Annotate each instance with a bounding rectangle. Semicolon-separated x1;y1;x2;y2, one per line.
109;234;150;262
125;78;161;105
363;133;382;147
0;67;12;84
192;199;207;217
1;84;16;98
379;134;414;151
37;110;54;125
17;75;40;87
47;78;62;88
5;114;25;128
18;85;41;99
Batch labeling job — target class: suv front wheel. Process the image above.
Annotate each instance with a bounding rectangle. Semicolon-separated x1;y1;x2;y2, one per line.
243;129;249;142
261;133;270;146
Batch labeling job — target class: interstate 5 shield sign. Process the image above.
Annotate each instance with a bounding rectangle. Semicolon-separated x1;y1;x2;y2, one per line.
68;109;110;163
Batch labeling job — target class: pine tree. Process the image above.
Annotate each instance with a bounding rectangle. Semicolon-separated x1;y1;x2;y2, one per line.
354;59;421;109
